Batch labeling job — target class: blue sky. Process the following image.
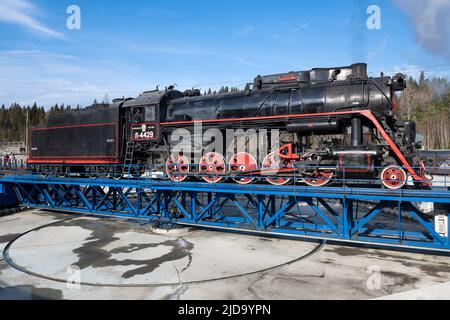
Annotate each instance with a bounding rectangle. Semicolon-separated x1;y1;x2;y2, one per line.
0;0;449;107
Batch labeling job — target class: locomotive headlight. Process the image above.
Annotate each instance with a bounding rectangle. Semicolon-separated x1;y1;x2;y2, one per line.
142;124;147;132
392;73;406;91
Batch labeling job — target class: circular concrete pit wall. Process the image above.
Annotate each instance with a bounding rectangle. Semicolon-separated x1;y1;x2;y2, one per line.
6;217;320;286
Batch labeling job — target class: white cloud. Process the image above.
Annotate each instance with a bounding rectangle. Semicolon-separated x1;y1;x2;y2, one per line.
231;57;267;69
291;23;310;34
0;0;64;38
394;0;450;59
0;40;270;107
0;48;259;107
0;50;143;107
123;40;266;69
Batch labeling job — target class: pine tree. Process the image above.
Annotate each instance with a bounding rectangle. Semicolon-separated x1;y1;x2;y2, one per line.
103;93;110;104
419;71;426;87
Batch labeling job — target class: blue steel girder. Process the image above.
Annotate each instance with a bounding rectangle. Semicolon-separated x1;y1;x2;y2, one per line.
351;201;386;236
404;202;446;245
1;174;450;252
74;185;94;212
341;198;353;239
52;185;71;207
305;198;340;235
40;186;56;208
13;184;34;206
140;191;159;216
93;187;114;211
116;188;139;216
209;196;230;220
171;192;194;221
264;197;297;228
54;185;75;208
193;194;221;222
230;195;258;227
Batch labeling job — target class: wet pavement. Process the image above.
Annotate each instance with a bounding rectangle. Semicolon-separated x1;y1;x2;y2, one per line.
0;210;449;300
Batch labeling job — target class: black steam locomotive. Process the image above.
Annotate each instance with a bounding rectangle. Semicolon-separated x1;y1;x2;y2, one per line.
28;63;431;189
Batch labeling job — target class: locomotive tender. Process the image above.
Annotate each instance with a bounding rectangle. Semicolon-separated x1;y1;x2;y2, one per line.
28;63;431;189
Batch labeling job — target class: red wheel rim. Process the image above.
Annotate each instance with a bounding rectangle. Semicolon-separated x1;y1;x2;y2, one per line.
381;166;407;189
166;154;190;182
199;152;226;183
229;152;257;184
262;152;293;186
304;170;334;187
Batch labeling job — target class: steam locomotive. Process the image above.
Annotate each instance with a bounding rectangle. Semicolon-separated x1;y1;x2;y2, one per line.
28;63;431;189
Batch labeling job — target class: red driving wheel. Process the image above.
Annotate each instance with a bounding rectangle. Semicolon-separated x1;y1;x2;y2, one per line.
229;152;257;185
381;165;407;190
199;152;226;183
304;170;334;187
166;154;190;182
261;152;293;186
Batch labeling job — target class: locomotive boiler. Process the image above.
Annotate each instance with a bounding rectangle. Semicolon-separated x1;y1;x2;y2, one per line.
28;63;431;189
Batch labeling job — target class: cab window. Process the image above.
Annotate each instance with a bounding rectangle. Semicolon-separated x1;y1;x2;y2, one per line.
132;105;156;123
132;107;144;123
145;105;156;121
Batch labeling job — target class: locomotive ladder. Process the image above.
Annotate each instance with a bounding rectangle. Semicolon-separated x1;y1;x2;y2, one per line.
123;141;136;175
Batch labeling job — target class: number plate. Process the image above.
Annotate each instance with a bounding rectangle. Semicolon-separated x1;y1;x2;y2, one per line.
131;123;158;141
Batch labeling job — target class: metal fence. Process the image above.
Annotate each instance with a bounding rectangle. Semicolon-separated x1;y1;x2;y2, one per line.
0;162;449;189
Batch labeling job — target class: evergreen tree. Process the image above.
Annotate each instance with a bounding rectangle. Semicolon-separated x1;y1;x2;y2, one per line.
102;93;110;104
419;71;426;87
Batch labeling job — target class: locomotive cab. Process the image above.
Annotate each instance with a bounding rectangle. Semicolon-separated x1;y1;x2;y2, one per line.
122;92;163;144
129;105;159;141
120;88;184;167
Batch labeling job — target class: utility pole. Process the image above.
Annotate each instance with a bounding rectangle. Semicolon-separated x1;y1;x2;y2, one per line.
25;110;29;158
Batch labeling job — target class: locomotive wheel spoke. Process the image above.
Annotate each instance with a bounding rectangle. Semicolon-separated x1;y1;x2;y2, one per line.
199;152;226;184
166;154;190;182
228;152;257;185
381;165;407;190
303;170;334;187
262;152;293;186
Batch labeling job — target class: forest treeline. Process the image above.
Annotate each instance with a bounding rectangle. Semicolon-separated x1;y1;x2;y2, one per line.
0;72;449;149
0;103;85;142
397;72;450;150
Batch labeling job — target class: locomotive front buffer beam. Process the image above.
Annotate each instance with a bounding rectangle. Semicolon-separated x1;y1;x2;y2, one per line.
1;174;450;253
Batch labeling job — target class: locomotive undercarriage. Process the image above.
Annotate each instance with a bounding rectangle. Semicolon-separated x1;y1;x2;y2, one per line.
158;115;416;189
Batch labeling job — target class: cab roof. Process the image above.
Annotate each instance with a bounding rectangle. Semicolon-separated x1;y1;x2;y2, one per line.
122;91;167;108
